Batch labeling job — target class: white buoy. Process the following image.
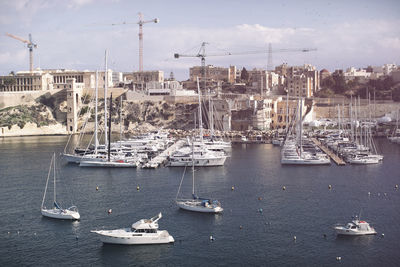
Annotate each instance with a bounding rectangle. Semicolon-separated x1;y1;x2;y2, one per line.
239;225;243;230
395;185;399;189
368;192;371;196
258;208;263;213
231;186;235;191
336;256;341;261
328;185;332;190
282;186;286;191
108;209;112;214
137;186;140;191
210;235;214;241
382;233;385;237
293;236;296;241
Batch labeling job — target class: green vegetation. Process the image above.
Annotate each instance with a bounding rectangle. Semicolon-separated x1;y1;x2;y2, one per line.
0;105;56;129
240;67;249;82
321;73;398;100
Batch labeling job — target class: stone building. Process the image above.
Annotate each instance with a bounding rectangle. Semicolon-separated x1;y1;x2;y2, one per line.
270;97;306;130
287;74;313;98
189;65;232;83
0;72;53;92
66;78;83;133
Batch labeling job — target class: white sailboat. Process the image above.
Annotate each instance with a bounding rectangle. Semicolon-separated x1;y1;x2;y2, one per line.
175;142;223;213
41;153;80;220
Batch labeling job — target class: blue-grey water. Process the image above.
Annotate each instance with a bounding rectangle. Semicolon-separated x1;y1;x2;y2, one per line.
0;136;399;266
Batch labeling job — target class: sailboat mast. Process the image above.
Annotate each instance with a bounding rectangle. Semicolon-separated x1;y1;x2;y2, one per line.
104;50;108;147
192;138;195;195
108;93;113;162
196;77;203;142
41;154;54;208
94;71;99;154
209;89;214;136
53;153;56;203
299;98;303;156
120;96;123;143
286;90;289;135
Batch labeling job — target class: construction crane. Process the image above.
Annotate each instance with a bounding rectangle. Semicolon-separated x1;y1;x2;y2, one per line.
6;33;37;73
112;12;159;72
174;42;317;89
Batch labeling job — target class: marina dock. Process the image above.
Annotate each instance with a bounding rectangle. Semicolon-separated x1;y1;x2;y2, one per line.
141;139;186;168
311;138;346;166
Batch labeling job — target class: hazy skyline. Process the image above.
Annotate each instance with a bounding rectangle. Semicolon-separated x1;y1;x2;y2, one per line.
0;0;399;80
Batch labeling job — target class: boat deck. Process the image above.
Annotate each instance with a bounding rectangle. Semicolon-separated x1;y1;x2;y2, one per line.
310;138;346;166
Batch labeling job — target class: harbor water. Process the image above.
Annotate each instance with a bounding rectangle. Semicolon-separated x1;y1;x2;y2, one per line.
0;136;399;266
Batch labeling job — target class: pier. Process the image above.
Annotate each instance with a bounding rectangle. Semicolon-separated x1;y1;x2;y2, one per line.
141;139;186;168
311;138;346;166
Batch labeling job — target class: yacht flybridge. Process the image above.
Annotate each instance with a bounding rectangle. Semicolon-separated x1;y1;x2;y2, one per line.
91;213;174;245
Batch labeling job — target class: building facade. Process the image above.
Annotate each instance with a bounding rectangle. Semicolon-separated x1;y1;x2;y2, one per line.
0;72;53;92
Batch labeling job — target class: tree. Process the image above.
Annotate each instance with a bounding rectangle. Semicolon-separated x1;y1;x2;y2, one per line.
392;86;400;102
331;72;347;94
240;67;249;82
320;76;335;89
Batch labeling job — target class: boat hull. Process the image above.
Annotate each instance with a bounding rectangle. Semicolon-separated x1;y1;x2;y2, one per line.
334;227;377;236
41;208;80;220
79;160;137;168
169;157;226;167
176;200;223;213
92;230;174;245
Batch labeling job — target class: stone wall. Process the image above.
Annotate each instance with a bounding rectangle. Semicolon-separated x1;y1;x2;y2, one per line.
314;102;400;119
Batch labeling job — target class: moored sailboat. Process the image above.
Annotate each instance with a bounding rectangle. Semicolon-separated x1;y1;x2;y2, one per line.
41;153;80;220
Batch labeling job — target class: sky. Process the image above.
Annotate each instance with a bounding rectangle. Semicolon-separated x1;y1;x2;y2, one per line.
0;0;399;80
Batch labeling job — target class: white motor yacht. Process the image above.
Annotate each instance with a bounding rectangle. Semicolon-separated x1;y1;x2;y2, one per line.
91;213;174;245
334;217;377;236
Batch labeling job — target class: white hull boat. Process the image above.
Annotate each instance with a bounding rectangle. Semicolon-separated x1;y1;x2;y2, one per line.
41;153;80;220
176;199;223;213
79;159;137;168
41;206;80;220
91;213;174;245
169;156;226;167
334;218;377;236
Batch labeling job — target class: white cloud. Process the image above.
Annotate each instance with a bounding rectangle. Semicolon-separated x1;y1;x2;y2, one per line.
67;0;94;9
0;49;27;65
1;19;400;79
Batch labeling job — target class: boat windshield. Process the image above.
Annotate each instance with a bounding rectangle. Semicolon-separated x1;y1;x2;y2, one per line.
132;228;157;233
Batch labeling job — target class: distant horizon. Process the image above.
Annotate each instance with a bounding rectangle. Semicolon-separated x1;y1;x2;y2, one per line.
1;0;399;80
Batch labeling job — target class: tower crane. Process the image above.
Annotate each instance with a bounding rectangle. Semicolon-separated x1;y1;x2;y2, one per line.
5;33;38;73
174;42;317;89
112;12;159;72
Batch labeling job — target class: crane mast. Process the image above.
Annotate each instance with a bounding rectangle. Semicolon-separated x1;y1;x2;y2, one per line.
137;12;159;72
110;13;158;72
6;33;37;73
